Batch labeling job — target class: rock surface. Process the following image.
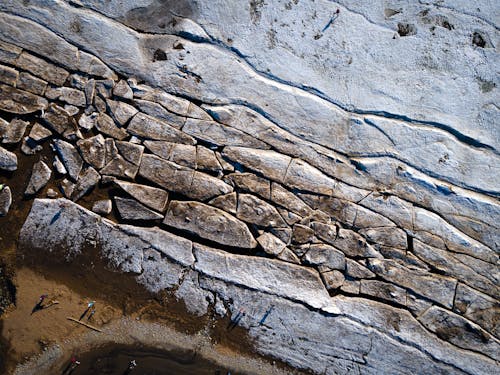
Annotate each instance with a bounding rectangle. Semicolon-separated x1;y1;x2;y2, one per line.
24;160;51;196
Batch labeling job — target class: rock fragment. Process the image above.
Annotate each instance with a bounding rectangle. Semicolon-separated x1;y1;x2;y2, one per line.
236;194;286;227
257;232;287;256
360;280;407;305
303;244;345;270
45;87;85;106
53;139;83;180
0;118;29;143
43;104;81;140
113;80;133;99
92;199;112;215
0;185;12;216
14;52;69;85
196;146;222;173
292;224;315;244
96;113;128;140
78;112;98;131
113;180;168;212
225;173;271;199
134;99;186;127
208;192;237;215
128;113;196;144
0;146;17;171
116;141;144;166
107;99;138;126
0;64;18;85
0;83;48;114
28;123;52;142
53;154;67;175
25;160;51;195
71;167;100;201
164;200;257;248
114;196;163;221
321;270;345;290
100;155;138;180
77;134;106;169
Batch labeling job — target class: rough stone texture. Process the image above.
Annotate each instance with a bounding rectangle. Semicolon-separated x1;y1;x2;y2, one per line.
92;199;112;215
164;201;257;249
28;123;52;142
114;196;163;221
0;185;11;216
3;2;500;373
0;146;17;171
71;167;100;202
113;180;168;213
77;134;106;170
96;112;128;140
25;160;51;196
0;118;28;144
53;139;83;181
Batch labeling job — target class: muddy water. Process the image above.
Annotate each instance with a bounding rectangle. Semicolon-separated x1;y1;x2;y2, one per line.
65;344;234;375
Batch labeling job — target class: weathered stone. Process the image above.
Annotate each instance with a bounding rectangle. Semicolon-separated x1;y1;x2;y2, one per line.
116;141;144;166
0;40;21;64
14;52;69;85
292;224;315;244
92;199;112;215
71;167;100;202
277;247;301;264
77;134;106;170
0;118;28;143
277;208;302;226
78;112;98;131
304;244;345;270
311;221;337;244
367;258;457;308
114;180;168;213
144;141;196;168
379;246;430;271
257;232;287;256
215;152;234;172
182;118;269;148
0;186;12;216
454;283;500;338
104;138;119;165
345;259;376;279
0;64;18;85
0;83;48;114
134;99;186;128
418;306;500;361
223;146;290;182
237;194;286;228
164;201;257;248
16;72;47;95
270;227;292;245
53;154;67;175
128;113;196;144
25;160;51;196
359;227;408;250
63;105;79;116
300;210;331;226
107;99;138;126
43;104;81;140
0;146;17;171
46;188;58;198
46;87;85;107
195;146;222;173
284;158;336;196
69;74;87;90
334;228;381;258
79;53;117;80
84;79;95;107
271;183;312;217
59;178;74;199
208;192;237;215
94;95;107;113
321;270;345;290
21;137;43;155
139;154;232;201
225;173;271;199
114;196;163;221
96;113;128;140
113;80;133;99
94;79;114;98
53;139;83;181
100;155;138;180
360;280;407;306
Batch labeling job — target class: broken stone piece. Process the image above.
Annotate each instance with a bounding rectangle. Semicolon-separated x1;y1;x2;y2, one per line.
0;146;17;171
59;178;75;199
21;138;43;155
53;154;67;175
28;123;52;142
92;199;112;215
114;196;163;221
14;52;69;85
71;167;100;201
292;224;315;244
0;64;18;85
100;155;138;180
106;99;138;126
277;248;301;264
116;141;144;166
113;179;168;212
46;188;58;198
0;186;12;216
225;172;271;199
16;72;47;95
77;134;106;170
53;139;83;181
360;280;407;305
257;232;287;256
303;244;345;271
96;113;128;140
43;104;81;140
128;112;196;144
0;83;48;114
208;192;237;215
25;160;51;195
164;200;257;248
236;194;286;227
321;270;345;290
0;118;29;143
113;80;133;99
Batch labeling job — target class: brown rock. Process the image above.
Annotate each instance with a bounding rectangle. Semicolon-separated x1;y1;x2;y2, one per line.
360;280;407;305
92;199;112;215
311;221;337;244
196;146;222;173
277;208;302;225
0;40;21;64
208;192;237;215
277;248;301;264
14;52;69;85
100;155;139;180
78;112;98;131
164;200;257;248
0;118;28;143
28;123;52;142
271;183;312;217
107;99;138;126
321;270;345;290
345;259;376;279
104;138;119;165
0;64;18;85
0;185;12;216
257;232;287;255
236;194;286;227
53;139;83;181
225;173;271;199
71;167;100;202
96;113;128;140
303;244;345;270
292;224;315;244
43;104;81;140
45;87;85;106
0;83;48;114
113;80;133;99
116;141;144;166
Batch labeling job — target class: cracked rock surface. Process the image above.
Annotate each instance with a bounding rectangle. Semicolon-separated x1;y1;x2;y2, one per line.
0;1;498;374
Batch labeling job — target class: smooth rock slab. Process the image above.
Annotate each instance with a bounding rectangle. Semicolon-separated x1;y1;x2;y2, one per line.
25;160;51;195
0;83;48;114
114;196;163;221
164;200;257;248
128;112;195;144
0;185;12;216
53;139;83;181
114;179;168;213
0;146;17;171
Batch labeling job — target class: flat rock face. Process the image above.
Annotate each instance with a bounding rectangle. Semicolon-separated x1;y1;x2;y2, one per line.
2;2;500;374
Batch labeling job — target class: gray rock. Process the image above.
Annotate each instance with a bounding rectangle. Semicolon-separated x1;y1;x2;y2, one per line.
53;154;67;175
16;72;47;95
114;179;168;212
77;134;106;170
0;64;18;85
236;194;286;228
277;208;301;226
208;192;237;215
321;270;345;290
59;178;74;199
71;167;100;201
345;259;376;279
25;160;51;195
100;155;138;180
0;185;12;216
367;258;457;308
182;118;269;148
128;112;196;144
92;199;112;215
256;232;287;256
277;247;301;264
0;146;17;171
14;52;68;85
53;139;83;181
84;78;95;107
96;112;128;140
360;280;407;306
271;183;312;217
28;123;52;142
78;112;98;131
43;104;81;140
144;140;196;168
114;196;163;221
418;306;500;361
139;154;233;201
112;80;133;99
116;141;144;166
46;188;58;198
0;118;28;143
0;83;48;114
164;200;257;248
292;224;315;244
104;138;119;165
106;99;138;126
303;244;345;271
196;146;222;173
333;228;381;258
359;227;408;250
94;79;114;98
311;221;337;244
45;87;85;107
134;99;186;127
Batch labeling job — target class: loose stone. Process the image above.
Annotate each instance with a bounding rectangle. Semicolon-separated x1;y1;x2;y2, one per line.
25;160;51;195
